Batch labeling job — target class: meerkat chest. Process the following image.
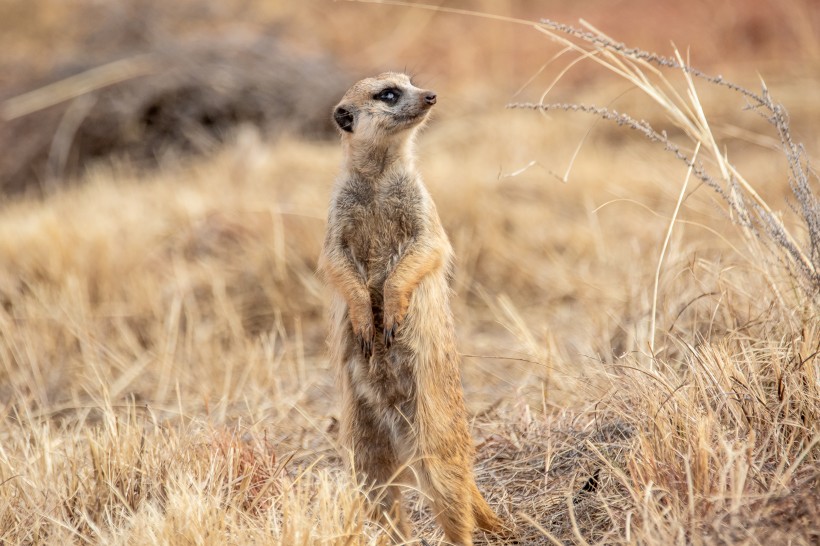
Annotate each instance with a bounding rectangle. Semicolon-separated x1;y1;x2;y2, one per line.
339;174;423;277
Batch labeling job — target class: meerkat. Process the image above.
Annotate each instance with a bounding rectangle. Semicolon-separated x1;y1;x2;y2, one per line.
318;73;504;545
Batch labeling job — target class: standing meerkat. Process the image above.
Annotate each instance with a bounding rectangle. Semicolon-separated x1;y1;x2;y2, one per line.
319;73;503;545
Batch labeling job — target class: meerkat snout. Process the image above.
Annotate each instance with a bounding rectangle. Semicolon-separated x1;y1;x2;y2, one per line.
424;92;437;105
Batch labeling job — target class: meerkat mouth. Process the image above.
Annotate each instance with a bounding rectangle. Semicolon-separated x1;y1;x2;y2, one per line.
391;111;429;128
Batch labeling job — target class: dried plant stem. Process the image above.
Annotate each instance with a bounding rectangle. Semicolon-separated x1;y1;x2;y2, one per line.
507;38;818;293
650;142;701;356
1;55;155;120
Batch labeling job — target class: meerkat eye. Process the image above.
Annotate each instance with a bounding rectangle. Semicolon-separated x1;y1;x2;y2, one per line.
375;87;401;104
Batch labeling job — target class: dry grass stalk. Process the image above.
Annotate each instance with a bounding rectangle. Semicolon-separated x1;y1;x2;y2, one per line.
508;18;820;297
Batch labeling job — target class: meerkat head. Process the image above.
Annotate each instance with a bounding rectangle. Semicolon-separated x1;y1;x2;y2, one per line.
332;73;437;146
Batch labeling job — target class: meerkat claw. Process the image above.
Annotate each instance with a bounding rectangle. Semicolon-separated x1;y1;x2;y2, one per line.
358;335;372;358
384;324;397;348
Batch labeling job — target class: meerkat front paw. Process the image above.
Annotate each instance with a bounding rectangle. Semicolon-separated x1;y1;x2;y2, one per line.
349;308;375;358
382;293;409;348
383;322;397;348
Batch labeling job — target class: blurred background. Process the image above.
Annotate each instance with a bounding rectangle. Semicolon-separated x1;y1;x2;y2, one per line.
2;0;818;197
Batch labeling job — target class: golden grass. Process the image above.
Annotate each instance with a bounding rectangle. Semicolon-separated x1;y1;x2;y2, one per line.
1;4;819;545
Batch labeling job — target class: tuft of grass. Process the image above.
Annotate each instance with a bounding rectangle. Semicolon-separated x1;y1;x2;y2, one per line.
501;15;820;545
508;18;820;297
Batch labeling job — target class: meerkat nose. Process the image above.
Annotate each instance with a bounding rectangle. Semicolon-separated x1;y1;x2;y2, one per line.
424;93;437;105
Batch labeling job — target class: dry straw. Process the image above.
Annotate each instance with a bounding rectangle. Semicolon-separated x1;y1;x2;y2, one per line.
507;18;820;299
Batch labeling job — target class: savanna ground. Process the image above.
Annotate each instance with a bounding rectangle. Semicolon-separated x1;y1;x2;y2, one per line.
1;1;819;544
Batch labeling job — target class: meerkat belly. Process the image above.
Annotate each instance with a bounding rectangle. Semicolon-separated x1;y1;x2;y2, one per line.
343;181;424;421
348;315;416;396
347;341;418;447
352;243;419;416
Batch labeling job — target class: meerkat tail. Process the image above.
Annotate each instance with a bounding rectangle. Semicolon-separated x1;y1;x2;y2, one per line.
471;484;504;534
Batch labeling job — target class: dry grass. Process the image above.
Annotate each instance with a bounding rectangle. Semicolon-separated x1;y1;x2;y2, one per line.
1;2;819;545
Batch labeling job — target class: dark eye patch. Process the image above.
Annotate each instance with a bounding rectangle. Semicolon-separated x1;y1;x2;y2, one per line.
374;87;401;104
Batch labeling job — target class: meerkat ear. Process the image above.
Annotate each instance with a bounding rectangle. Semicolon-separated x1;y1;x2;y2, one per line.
333;106;355;133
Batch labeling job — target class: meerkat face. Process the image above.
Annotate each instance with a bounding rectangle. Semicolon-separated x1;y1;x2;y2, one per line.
332;73;437;142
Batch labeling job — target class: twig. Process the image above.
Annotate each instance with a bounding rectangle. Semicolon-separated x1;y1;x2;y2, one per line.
1;55;155;120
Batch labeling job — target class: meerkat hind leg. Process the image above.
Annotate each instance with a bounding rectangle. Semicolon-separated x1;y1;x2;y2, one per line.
348;403;410;542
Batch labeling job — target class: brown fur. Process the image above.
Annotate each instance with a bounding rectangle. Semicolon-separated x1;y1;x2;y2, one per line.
318;73;504;545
